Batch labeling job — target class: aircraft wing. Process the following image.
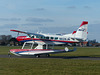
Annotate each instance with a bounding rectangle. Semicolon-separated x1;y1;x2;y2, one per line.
10;30;44;37
10;48;76;56
16;49;66;55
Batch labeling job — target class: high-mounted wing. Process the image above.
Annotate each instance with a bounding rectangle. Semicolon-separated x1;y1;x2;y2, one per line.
10;30;44;37
10;30;26;33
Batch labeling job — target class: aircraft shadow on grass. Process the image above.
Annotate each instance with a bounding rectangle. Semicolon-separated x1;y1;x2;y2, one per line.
7;55;100;60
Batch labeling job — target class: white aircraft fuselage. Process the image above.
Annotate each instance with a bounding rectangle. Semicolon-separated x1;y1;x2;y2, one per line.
15;21;88;45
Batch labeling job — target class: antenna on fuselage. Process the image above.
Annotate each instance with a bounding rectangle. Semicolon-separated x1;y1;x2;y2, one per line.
17;32;19;37
37;27;40;33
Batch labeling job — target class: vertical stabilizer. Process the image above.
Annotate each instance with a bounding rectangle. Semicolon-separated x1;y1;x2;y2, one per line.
75;21;88;41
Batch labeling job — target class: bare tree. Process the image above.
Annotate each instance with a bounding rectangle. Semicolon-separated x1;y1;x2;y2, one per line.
0;35;12;45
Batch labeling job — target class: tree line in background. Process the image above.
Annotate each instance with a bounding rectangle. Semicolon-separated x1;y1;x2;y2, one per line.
0;35;99;47
0;35;12;45
0;35;22;46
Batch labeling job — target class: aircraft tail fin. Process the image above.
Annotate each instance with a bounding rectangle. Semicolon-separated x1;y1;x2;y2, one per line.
73;21;88;41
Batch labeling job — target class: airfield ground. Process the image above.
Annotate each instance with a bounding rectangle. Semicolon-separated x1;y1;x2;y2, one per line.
0;46;100;75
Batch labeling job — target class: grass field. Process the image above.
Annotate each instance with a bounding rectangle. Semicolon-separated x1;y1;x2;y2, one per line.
0;46;100;75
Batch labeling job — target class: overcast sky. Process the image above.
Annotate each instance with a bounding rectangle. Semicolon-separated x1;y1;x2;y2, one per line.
0;0;100;42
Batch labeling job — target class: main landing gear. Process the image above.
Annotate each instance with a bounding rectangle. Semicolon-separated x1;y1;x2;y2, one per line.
35;54;50;58
8;51;11;57
35;55;40;58
46;54;50;57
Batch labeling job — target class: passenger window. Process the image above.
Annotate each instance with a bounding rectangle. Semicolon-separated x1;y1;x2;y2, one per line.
31;36;34;38
40;36;44;39
59;38;62;40
68;38;70;40
55;37;58;40
64;38;66;40
36;35;39;38
50;37;53;39
46;37;49;39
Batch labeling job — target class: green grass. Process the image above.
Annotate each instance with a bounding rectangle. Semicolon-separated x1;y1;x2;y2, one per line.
0;46;100;57
0;58;100;75
54;47;100;57
0;46;21;55
0;46;100;75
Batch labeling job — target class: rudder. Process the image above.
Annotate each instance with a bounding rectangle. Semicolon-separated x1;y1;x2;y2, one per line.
75;21;88;41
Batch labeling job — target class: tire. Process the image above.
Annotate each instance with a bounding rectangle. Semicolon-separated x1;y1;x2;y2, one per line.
35;55;40;58
46;54;50;57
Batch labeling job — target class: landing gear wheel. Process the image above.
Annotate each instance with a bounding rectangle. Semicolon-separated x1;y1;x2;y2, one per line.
8;51;11;57
35;55;40;58
46;54;50;57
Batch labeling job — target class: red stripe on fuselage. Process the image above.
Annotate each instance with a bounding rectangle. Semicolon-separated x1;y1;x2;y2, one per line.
10;49;61;53
16;36;78;43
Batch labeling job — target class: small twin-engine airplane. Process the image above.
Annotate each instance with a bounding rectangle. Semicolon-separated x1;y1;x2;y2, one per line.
10;21;88;57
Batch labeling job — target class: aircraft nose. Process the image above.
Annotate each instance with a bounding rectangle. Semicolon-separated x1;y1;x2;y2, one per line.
9;49;21;56
10;49;16;53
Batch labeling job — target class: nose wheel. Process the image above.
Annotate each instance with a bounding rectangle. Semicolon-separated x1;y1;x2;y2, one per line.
8;51;11;57
35;55;40;58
